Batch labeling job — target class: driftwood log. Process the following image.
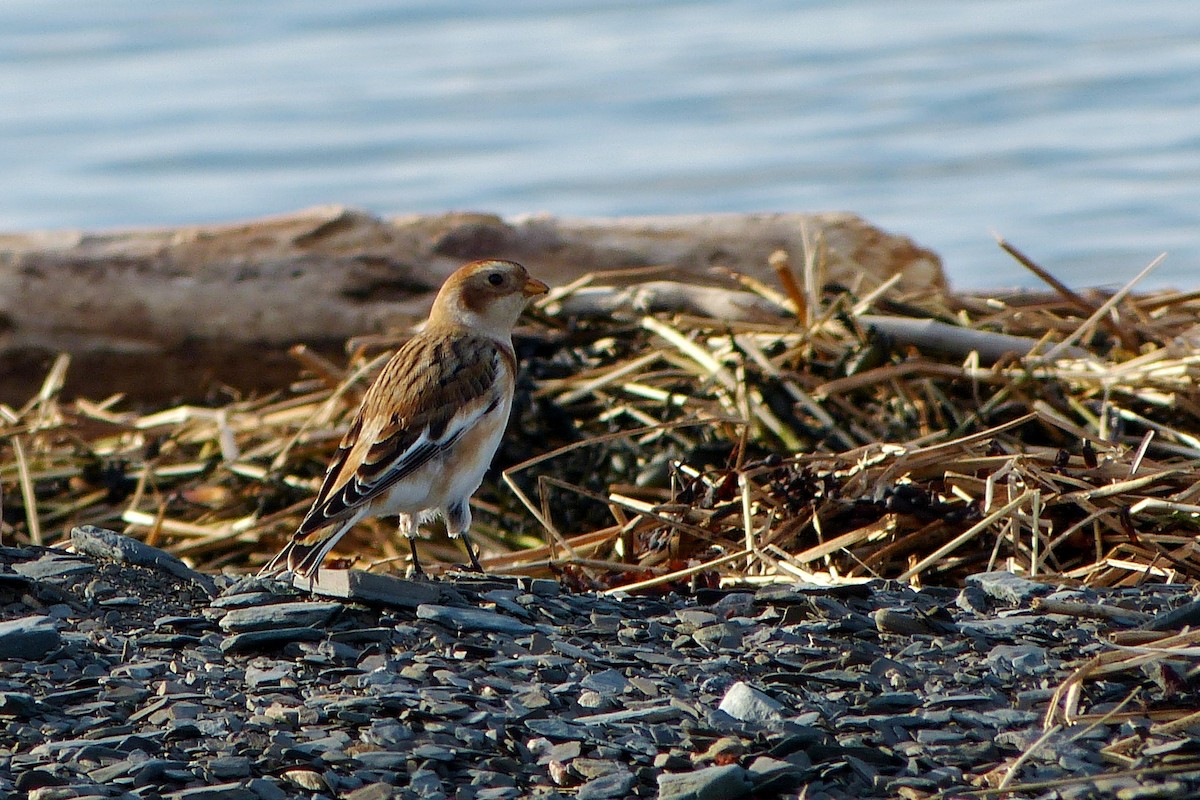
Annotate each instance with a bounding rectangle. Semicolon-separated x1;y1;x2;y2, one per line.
0;206;945;403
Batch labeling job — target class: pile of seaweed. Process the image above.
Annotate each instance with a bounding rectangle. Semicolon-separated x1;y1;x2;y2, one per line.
3;244;1199;593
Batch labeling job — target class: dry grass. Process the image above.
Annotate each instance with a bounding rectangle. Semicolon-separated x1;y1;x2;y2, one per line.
3;245;1200;595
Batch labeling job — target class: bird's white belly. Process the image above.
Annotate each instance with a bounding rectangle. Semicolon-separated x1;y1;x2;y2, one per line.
369;392;512;519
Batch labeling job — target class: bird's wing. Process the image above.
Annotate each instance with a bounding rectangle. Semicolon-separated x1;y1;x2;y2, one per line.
294;332;514;537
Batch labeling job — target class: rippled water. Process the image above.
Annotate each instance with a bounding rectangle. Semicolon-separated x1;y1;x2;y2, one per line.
1;1;1197;288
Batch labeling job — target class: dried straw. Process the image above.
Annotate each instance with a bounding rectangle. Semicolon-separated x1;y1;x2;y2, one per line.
1;246;1198;592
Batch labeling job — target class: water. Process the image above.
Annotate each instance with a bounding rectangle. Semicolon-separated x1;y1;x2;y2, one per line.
1;1;1197;289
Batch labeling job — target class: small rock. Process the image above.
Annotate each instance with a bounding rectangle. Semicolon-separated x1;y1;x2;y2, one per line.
956;585;992;615
408;769;444;799
874;608;952;635
697;737;746;765
546;741;582;763
580;668;631;695
0;691;40;717
524;578;561;597
29;789;86;800
747;755;801;780
966;571;1052;605
416;604;536;635
717;682;784;724
218;601;342;632
574;703;679;726
577;690;610;709
353;751;412;770
1145;598;1200;632
676;609;719;627
219;627;325;653
10;553;95;581
210;591;282;609
207;756;251;779
576;770;636;800
657;764;752;800
1116;779;1189;799
246;778;288;800
475;789;520;800
165;782;257;800
346;782;399;800
71;525;217;595
693;622;744;650
915;729;968;745
299;568;442;609
14;769;67;792
283;769;330;792
572;758;622;779
987;644;1050;675
0;615;60;660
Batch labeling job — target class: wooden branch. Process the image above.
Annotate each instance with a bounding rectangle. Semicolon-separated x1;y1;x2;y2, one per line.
0;206;946;402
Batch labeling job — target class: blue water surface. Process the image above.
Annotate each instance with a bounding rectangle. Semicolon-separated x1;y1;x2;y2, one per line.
1;1;1197;289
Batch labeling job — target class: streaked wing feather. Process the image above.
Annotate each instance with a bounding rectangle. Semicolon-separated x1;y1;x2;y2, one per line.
293;331;509;538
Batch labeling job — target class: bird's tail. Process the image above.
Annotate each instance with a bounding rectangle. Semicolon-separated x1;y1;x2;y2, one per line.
257;518;355;579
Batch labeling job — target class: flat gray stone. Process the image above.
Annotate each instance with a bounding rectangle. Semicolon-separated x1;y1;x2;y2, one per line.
0;691;39;717
246;779;288;800
874;608;953;635
345;783;399;800
966;571;1052;605
166;782;257;800
747;756;802;781
10;553;95;581
0;615;60;660
959;615;1045;637
416;604;535;635
717;682;784;724
219;626;325;653
580;668;631;695
1145;597;1200;631
577;770;636;800
210;591;281;609
524;578;561;597
352;750;411;770
693;622;744;650
523;718;580;739
298;568;443;609
575;703;679;726
218;601;342;632
208;755;252;779
30;731;160;757
657;764;752;800
71;525;217;596
407;770;443;799
987;644;1051;675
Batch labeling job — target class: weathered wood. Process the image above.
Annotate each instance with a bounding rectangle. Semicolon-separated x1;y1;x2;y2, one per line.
0;206;945;402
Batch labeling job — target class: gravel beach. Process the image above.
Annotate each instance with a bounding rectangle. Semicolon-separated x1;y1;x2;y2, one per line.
3;527;1200;800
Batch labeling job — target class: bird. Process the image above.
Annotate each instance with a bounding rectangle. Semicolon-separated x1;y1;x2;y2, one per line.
259;259;548;580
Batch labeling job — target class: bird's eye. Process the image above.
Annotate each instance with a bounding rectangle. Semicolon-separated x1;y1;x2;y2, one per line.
487;273;504;287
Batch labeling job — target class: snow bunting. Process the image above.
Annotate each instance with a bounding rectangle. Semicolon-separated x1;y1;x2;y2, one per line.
260;259;548;579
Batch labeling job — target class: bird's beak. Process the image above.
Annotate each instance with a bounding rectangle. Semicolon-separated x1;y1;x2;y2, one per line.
522;277;550;297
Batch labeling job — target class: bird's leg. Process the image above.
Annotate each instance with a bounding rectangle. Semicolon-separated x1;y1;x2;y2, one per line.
398;513;426;578
460;535;484;574
407;537;426;579
445;500;484;573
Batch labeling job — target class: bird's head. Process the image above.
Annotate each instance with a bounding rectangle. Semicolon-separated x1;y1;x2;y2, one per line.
428;259;549;337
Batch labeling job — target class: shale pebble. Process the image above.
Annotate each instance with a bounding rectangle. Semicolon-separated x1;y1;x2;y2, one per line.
657;764;752;800
416;603;536;634
717;682;785;724
4;537;1198;800
217;601;342;632
966;571;1053;605
70;525;217;596
0;615;61;660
